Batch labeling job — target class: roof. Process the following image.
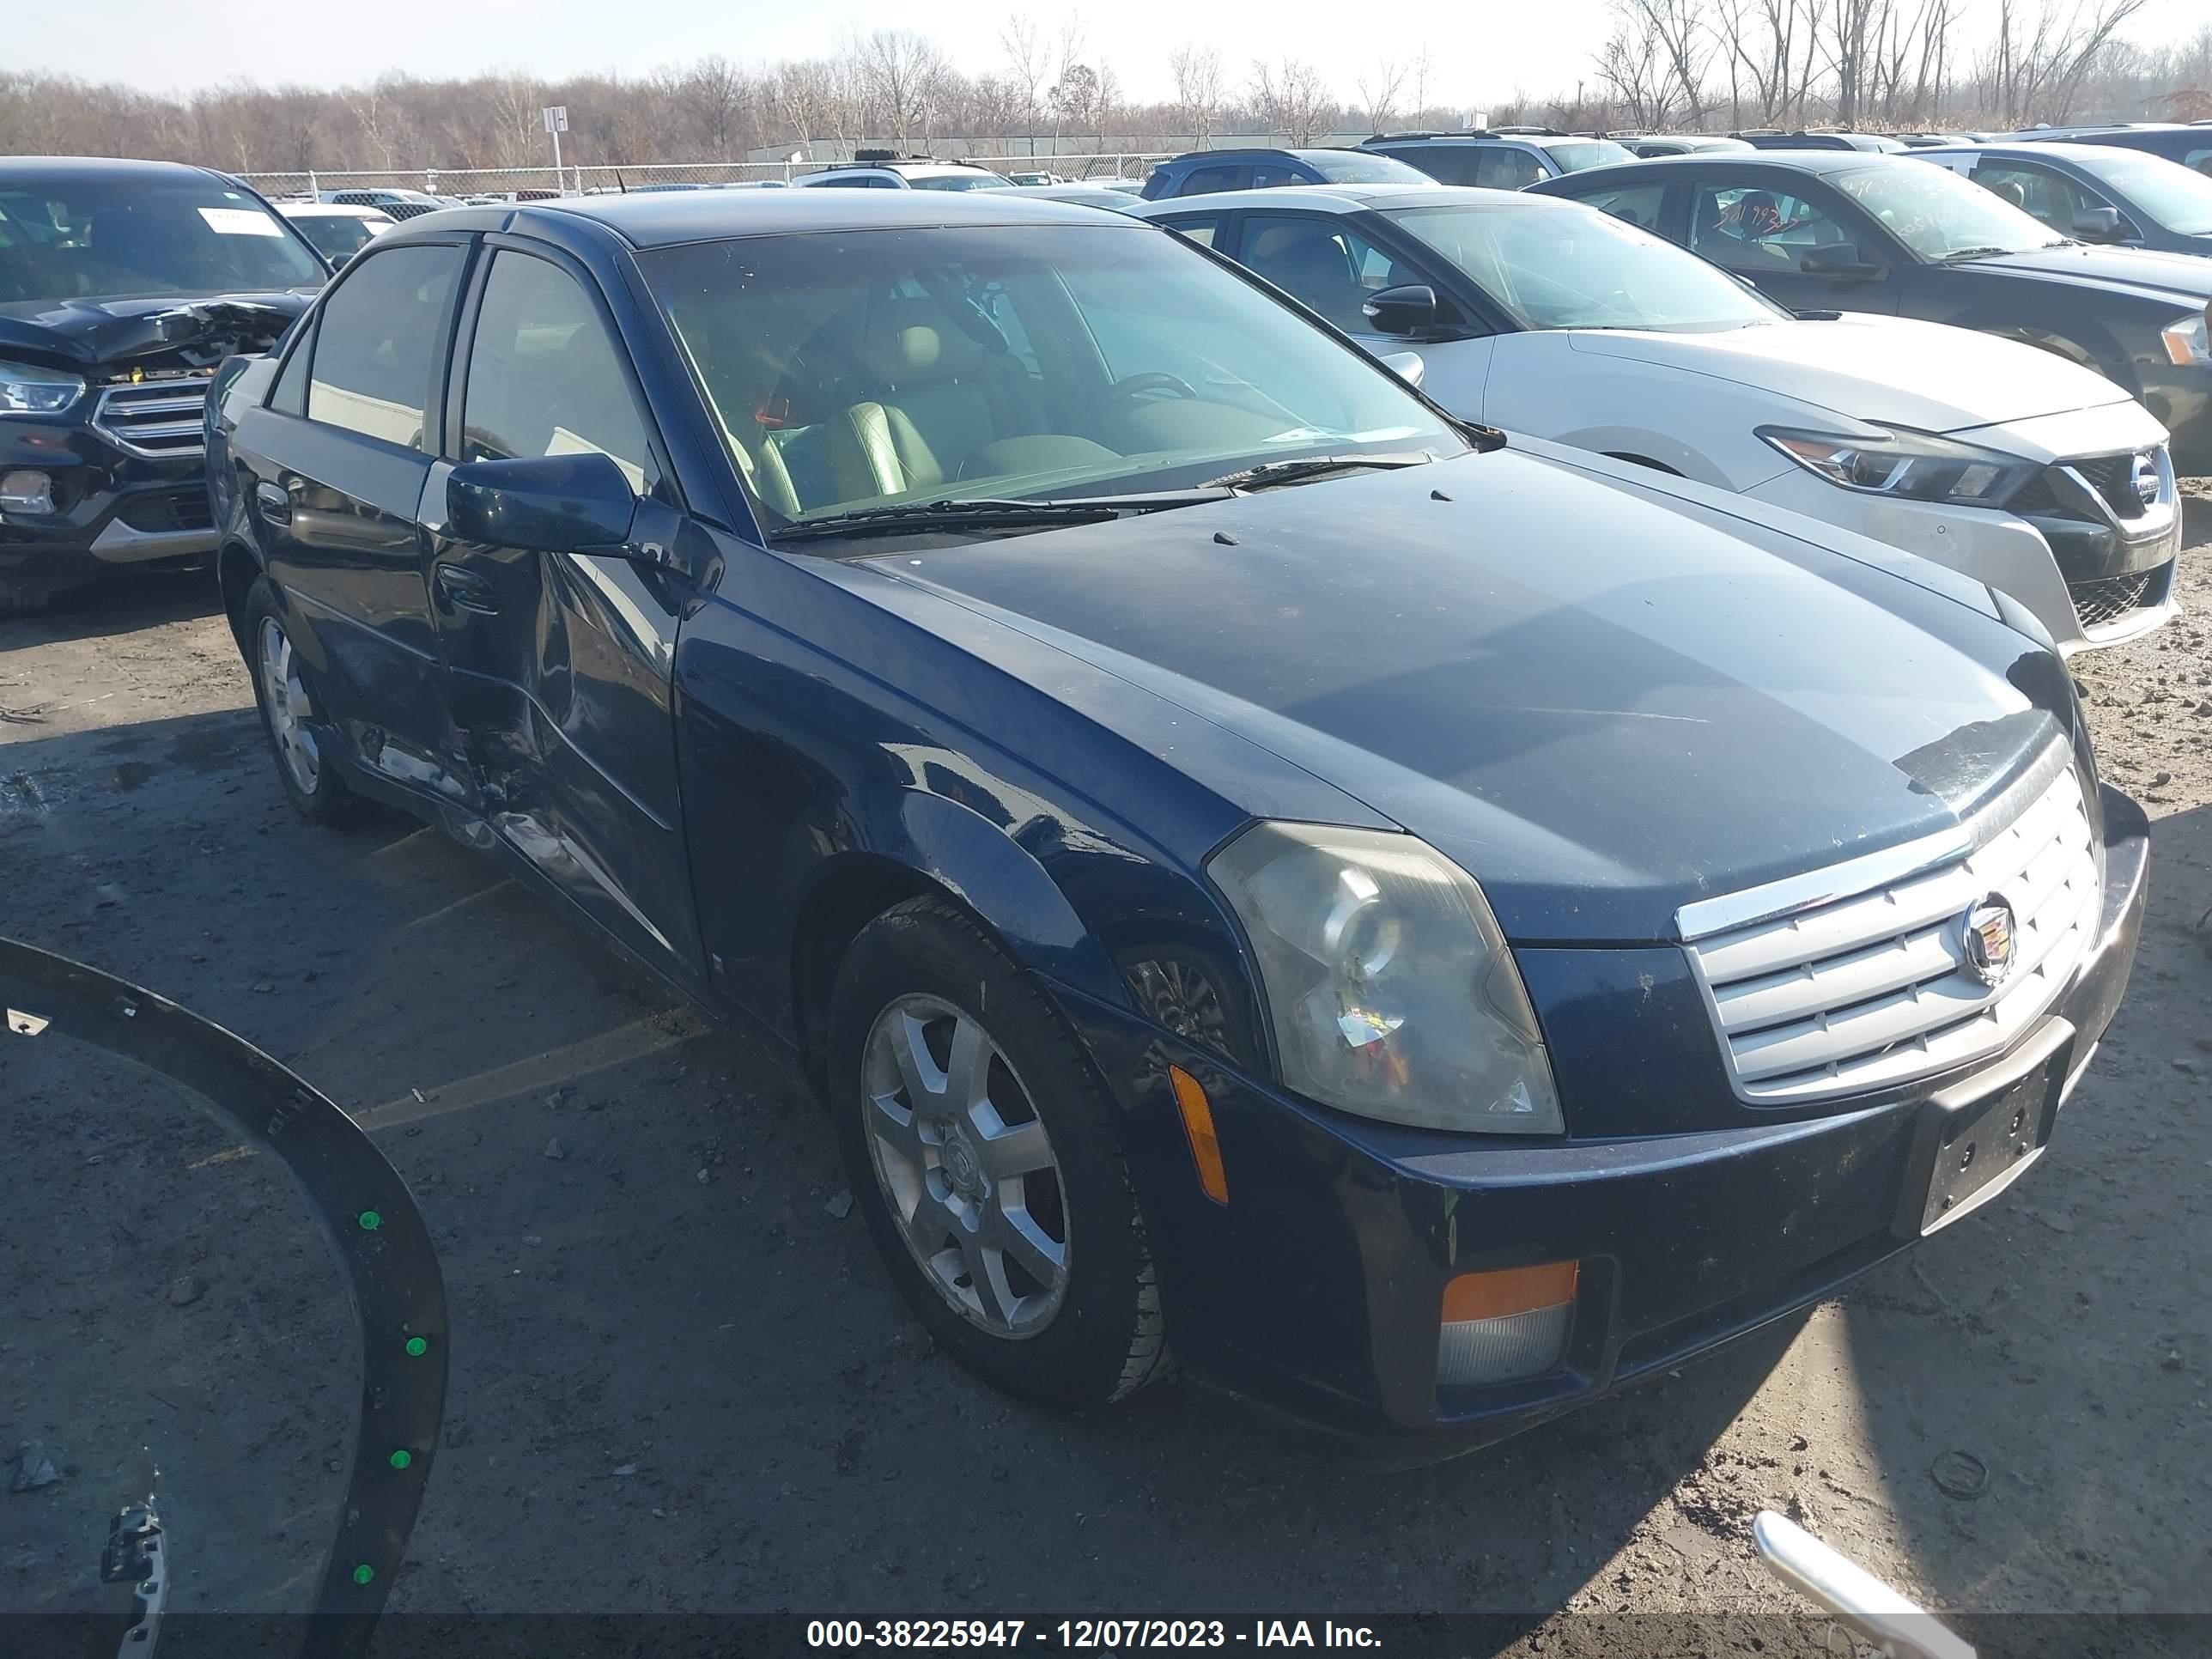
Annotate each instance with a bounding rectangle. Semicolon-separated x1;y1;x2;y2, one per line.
1157;147;1358;165
0;155;237;185
408;188;1146;248
1914;140;2162;166
1553;149;1911;181
277;201;391;218
1129;182;1570;216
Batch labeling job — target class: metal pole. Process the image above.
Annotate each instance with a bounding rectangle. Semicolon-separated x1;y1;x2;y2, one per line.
550;126;563;191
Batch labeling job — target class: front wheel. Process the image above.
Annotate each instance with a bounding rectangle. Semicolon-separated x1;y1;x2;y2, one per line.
242;578;372;827
0;581;52;619
827;897;1168;1408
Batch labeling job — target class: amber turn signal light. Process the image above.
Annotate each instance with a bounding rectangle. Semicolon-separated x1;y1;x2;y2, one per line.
1168;1064;1228;1205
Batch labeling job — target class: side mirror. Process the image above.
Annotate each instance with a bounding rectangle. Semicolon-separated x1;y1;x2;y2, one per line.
1799;242;1884;279
447;453;638;555
2071;206;2124;242
1377;349;1426;389
1361;283;1443;337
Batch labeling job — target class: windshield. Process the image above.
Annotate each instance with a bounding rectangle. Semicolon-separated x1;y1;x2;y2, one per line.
289;213;382;260
641;224;1461;533
0;175;327;304
1387;201;1784;330
908;173;1014;191
2091;152;2212;234
1543;140;1637;173
1834;162;2066;260
1308;152;1433;185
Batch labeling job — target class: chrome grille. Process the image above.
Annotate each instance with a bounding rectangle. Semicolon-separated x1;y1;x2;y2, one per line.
93;378;214;459
2008;447;2164;526
2068;568;2156;629
1680;752;2099;1105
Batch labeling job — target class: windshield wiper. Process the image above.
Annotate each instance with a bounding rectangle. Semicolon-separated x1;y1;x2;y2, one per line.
1937;246;2017;264
1197;452;1432;493
775;495;1214;544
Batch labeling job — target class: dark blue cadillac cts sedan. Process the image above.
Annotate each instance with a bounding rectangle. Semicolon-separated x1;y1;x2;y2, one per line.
206;190;2146;1458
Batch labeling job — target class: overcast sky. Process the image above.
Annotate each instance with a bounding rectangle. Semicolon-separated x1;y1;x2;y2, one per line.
15;0;2200;107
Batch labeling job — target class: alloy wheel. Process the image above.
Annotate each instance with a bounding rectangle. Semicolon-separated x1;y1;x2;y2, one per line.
860;993;1071;1339
257;617;321;795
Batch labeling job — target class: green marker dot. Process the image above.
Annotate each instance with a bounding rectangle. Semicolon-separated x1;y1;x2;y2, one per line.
351;1564;374;1586
357;1210;381;1231
389;1449;412;1470
404;1336;428;1357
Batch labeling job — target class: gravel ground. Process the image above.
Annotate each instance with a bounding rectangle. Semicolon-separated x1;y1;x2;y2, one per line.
2;496;2208;1654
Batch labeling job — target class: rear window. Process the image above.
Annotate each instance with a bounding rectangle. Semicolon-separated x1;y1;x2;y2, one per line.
1541;140;1636;173
0;173;327;305
1306;152;1433;185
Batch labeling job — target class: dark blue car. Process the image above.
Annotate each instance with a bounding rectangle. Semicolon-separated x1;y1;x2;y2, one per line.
204;189;2146;1458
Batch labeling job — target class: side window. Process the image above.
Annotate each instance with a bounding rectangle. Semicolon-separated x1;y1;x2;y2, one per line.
1157;214;1223;248
2186;149;2212;176
1238;214;1424;332
1176;165;1247;198
1688;185;1844;271
1415;148;1482;187
1251;164;1299;189
1580;182;1667;230
269;317;314;416
460;252;660;497
1974;161;2089;232
305;244;460;448
1475;148;1546;191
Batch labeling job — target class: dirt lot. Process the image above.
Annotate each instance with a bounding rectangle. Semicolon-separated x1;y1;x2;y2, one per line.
3;500;2209;1654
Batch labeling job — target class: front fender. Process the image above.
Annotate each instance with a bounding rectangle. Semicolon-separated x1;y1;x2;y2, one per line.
858;785;1130;1009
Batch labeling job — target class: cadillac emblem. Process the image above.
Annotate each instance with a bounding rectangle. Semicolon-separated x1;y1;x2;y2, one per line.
1961;895;2017;987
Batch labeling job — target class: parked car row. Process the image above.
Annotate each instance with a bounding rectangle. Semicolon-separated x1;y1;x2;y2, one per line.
1131;181;2182;652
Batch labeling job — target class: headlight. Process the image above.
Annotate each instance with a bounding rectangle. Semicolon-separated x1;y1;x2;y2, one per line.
0;360;87;416
2162;309;2210;368
1758;425;2037;506
1206;823;1562;1134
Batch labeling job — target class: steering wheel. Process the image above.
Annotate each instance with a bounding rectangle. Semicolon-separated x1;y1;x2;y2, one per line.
1105;371;1198;404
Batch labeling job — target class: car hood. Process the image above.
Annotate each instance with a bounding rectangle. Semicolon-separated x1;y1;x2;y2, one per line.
1565;313;2130;433
1963;241;2212;302
882;449;2074;944
0;291;311;370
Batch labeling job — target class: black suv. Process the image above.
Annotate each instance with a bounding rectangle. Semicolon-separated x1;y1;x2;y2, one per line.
1138;148;1430;199
1;157;325;614
1534;149;2212;471
1358;129;1634;188
2014;124;2212;172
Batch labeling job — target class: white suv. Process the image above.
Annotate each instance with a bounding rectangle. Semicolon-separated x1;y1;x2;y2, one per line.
1134;184;2180;653
793;159;1013;192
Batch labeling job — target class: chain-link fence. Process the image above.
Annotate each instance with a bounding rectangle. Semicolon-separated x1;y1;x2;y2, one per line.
241;154;1166;201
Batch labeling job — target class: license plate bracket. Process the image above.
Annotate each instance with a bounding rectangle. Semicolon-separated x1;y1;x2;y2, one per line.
1897;1024;2072;1238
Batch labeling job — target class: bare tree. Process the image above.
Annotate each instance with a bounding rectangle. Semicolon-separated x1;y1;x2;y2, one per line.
1354;58;1409;133
999;15;1052;154
853;28;945;147
1170;44;1225;146
678;54;750;156
1249;57;1334;145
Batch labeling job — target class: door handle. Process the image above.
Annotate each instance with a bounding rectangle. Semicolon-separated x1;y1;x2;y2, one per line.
254;482;292;526
434;562;499;616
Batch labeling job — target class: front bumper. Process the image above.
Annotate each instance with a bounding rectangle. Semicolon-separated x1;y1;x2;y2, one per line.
1742;465;2180;654
1058;786;2148;1461
0;414;216;603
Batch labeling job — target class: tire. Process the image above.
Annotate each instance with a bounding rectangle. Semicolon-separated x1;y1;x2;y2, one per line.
241;577;373;827
827;896;1168;1409
0;582;52;618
